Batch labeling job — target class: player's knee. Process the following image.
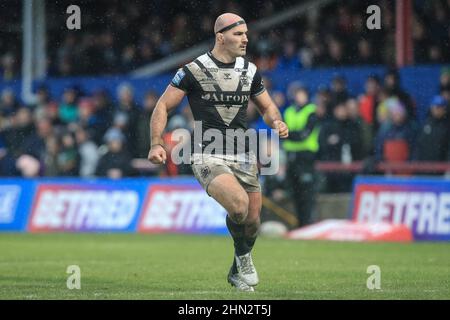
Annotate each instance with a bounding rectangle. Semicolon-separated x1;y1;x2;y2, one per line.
229;194;249;224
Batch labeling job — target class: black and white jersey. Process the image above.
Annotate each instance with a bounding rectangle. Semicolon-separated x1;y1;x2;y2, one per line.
170;51;265;155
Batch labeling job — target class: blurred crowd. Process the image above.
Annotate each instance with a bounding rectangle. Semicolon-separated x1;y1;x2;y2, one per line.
1;67;450;185
0;83;160;178
1;0;450;79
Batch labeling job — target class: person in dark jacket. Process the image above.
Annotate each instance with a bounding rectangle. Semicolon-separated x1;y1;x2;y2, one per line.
0;139;19;176
21;117;54;164
383;69;415;119
96;128;133;178
114;83;141;158
415;95;449;163
319;101;363;192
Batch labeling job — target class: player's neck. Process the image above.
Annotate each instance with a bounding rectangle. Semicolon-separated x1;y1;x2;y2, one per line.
210;47;236;64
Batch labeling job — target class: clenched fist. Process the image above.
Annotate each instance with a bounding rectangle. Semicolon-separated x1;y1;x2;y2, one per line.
148;144;167;164
273;120;289;138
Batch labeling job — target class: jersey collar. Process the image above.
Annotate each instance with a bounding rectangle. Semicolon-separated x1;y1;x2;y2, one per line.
207;51;236;69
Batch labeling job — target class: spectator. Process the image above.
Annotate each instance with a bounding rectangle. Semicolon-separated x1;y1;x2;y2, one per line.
354;38;378;65
358;75;381;129
96;128;133;178
374;100;418;162
314;86;332;123
330;75;350;110
77;98;97;129
1;53;17;81
439;67;450;92
163;114;191;176
308;38;328;67
441;83;450;105
136;91;158;158
56;131;79;176
59;86;79;124
120;44;139;72
91;89;113;145
33;85;58;123
325;38;347;66
115;83;141;157
43;134;60;177
21;117;54;164
346;97;372;158
100;31;119;74
1;107;34;157
415;95;450;162
277;41;301;70
0;88;19;120
38;101;62;127
56;34;79;74
375;89;392;126
319;101;363;192
383;69;415;119
428;43;444;63
75;126;99;177
171;14;191;51
413;18;430;63
0;139;19;176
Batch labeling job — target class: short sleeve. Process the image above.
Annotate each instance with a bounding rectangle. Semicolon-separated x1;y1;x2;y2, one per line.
250;69;266;97
170;66;194;93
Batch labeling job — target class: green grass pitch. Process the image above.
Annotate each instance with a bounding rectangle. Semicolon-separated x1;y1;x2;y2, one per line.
0;233;449;299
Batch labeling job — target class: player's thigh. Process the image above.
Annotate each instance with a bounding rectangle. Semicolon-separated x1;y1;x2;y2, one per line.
208;173;249;215
246;191;262;224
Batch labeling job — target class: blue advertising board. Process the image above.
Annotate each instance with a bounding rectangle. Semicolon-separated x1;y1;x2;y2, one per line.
0;178;228;234
352;177;450;241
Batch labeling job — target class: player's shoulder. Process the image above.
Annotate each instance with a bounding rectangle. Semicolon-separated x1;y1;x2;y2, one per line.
240;56;256;67
172;55;208;86
174;53;207;78
182;53;211;72
238;56;258;75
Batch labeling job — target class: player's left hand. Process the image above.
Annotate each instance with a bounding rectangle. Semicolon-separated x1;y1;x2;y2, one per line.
274;120;289;138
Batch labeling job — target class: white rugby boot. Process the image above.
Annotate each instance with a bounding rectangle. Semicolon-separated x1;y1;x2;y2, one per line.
227;267;255;292
235;252;259;286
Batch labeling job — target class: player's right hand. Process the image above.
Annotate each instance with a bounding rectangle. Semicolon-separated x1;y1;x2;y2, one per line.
273;120;289;138
148;144;167;164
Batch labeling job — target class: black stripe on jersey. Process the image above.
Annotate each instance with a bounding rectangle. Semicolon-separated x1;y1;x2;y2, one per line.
183;65;202;92
193;58;223;92
235;59;249;94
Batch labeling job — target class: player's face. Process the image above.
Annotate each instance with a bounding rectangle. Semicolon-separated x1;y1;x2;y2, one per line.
223;24;248;57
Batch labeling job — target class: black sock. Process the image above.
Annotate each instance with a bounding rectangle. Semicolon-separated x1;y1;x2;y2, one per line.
226;215;249;256
230;236;256;274
231;257;238;274
246;236;257;252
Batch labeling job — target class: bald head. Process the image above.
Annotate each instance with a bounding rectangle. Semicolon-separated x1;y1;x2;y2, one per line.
214;13;245;33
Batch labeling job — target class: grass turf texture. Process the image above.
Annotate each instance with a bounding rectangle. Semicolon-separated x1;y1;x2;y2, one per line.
0;233;449;299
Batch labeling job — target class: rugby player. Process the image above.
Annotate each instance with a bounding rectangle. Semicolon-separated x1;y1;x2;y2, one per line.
148;13;288;292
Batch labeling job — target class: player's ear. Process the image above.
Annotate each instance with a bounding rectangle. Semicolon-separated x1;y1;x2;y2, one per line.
217;33;225;45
